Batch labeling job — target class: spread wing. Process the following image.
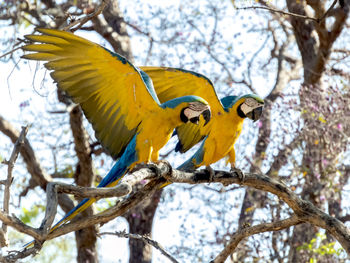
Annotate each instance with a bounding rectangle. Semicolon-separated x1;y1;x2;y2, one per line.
23;29;162;158
140;66;224;152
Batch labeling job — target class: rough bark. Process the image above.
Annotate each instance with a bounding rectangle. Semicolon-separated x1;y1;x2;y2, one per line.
91;2;159;262
2;165;350;262
0;116;74;213
285;1;350;261
92;0;134;61
237;36;302;259
69;105;98;263
125;189;163;263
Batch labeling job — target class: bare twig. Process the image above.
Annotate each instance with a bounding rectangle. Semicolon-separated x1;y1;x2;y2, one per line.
318;0;338;22
0;115;74;214
1;126;28;247
0;46;23;60
237;6;318;22
99;231;179;263
62;0;110;32
211;215;302;263
237;0;338;23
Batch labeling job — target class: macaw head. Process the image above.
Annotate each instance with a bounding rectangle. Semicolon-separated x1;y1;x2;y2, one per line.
238;94;264;121
162;96;211;125
222;94;264;122
180;101;211;125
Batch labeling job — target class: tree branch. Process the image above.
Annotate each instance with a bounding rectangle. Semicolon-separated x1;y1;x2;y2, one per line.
99;231;179;263
62;0;110;32
1;126;28;247
237;6;318;22
238;0;339;23
1;163;349;260
211;215;302;263
0;116;74;213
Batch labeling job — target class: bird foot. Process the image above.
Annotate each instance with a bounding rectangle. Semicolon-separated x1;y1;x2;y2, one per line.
206;165;215;183
131;162;162;177
147;162;162;177
231;167;245;182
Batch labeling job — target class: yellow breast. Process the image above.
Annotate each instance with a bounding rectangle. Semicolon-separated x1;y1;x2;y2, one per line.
202;112;244;165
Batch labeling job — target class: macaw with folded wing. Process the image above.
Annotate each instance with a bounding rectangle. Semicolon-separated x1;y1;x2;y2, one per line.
22;29;211;237
140;67;264;172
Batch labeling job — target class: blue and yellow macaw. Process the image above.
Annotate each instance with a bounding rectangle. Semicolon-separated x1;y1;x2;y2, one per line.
140;67;264;171
21;29;211;237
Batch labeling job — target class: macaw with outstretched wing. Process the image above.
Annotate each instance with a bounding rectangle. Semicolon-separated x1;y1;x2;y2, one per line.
22;29;211;240
140;67;264;171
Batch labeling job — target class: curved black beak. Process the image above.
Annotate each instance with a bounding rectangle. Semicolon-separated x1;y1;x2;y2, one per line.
202;109;211;126
246;106;263;122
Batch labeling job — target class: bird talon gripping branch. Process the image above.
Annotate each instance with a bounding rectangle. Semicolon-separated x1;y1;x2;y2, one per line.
206;165;215;183
231;167;245;182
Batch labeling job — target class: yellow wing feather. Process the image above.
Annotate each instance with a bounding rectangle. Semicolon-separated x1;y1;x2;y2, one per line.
140;66;223;152
23;29;161;158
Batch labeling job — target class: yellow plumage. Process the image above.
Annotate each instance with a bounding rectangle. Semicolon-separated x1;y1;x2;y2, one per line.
21;29;211;245
23;29;160;159
141;67;263;169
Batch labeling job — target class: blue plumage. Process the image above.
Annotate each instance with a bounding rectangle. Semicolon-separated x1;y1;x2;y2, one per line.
177;138;206;171
47;135;138;231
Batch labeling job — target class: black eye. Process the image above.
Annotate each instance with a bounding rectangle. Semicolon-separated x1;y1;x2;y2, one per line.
180;108;189;123
190;116;199;124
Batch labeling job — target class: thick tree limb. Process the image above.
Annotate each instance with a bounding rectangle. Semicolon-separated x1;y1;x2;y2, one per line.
91;0;134;61
1;164;349;261
68;104;97;263
45;164;169;240
47;182;132;199
0;212;42;241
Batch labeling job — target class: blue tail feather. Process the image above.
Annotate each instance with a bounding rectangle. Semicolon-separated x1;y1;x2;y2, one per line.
24;135;139;249
54;135;138;227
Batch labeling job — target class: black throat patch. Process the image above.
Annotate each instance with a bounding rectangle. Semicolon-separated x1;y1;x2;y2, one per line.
180;108;189;123
237;104;246;118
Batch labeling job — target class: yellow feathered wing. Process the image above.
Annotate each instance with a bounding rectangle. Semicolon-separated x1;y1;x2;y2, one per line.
23;29;162;158
140;66;225;152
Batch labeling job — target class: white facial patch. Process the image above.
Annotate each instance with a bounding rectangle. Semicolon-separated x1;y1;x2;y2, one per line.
184;107;200;119
184;102;209;118
240;98;262;115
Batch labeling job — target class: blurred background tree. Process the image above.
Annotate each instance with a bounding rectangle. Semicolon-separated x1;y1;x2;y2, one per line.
0;0;349;262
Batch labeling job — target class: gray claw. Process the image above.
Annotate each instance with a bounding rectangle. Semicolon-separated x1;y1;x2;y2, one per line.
231;167;245;182
148;163;161;177
206;165;215;182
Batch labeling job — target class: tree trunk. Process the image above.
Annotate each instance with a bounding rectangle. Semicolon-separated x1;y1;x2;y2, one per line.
125;189;163;263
